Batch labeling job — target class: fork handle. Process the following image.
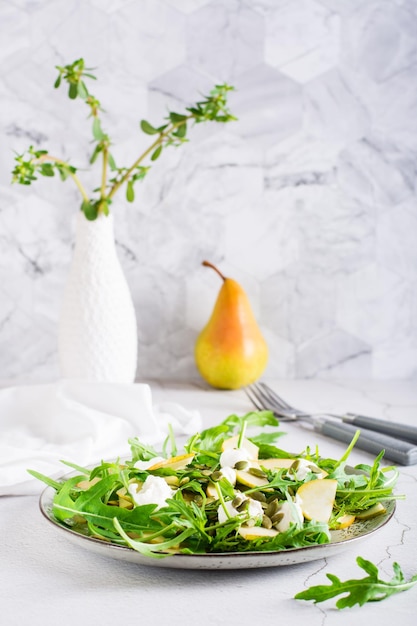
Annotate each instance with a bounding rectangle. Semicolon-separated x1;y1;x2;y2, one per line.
342;413;417;445
316;420;417;466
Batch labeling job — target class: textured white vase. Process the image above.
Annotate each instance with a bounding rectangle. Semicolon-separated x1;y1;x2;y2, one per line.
58;212;138;383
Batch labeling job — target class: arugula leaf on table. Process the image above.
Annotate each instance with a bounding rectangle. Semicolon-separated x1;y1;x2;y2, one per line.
295;557;417;609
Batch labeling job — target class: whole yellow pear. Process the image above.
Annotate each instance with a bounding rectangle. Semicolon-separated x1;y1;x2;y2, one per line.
195;261;268;389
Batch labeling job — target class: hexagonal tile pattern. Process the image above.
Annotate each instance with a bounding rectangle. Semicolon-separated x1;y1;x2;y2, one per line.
265;0;340;83
295;329;372;378
186;0;265;81
107;1;187;81
304;69;370;149
377;203;417;282
227;64;303;148
0;0;416;382
260;265;338;347
336;264;412;346
342;1;417;84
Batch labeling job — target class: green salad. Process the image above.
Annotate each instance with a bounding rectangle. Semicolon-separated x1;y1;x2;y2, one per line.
30;411;400;559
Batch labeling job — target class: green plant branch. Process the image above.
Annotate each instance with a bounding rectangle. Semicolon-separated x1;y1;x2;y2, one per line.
100;144;109;202
107;115;193;200
12;151;90;202
11;58;236;220
40;155;90;201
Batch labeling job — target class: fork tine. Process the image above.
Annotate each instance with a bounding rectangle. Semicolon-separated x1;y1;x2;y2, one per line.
246;383;285;414
246;384;296;421
251;381;288;411
259;382;293;411
243;386;264;412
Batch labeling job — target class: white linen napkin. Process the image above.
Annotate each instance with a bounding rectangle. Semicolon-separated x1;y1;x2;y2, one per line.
0;380;201;496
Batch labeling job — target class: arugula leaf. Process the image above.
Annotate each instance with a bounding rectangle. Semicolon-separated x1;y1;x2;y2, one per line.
295;557;417;609
27;469;62;491
185;410;282;459
128;437;161;463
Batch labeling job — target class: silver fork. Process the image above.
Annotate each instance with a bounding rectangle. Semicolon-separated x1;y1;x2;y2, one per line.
245;382;417;466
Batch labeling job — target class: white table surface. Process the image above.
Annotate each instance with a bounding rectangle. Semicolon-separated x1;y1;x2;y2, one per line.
1;378;417;625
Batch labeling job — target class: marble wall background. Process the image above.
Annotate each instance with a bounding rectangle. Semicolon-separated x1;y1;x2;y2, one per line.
0;0;416;383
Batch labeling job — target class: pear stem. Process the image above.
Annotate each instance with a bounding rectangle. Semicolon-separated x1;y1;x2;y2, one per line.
202;260;226;282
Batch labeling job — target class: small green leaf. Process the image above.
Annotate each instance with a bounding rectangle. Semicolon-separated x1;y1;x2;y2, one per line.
77;81;88;99
92;117;104;141
151;145;162;161
132;166;149;182
140;120;158;135
173;122;187;138
40;163;55;177
81;200;99;221
54;75;61;89
68;82;78;99
108;153;117;171
56;165;69;181
126;180;135;202
169;112;188;124
89;144;102;164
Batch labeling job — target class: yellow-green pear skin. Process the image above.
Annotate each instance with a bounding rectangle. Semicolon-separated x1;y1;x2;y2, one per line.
195;261;268;390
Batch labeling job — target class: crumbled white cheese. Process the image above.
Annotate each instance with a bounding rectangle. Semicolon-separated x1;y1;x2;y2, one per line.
128;475;172;509
217;495;263;526
217;466;237;486
287;459;326;481
217;500;241;524
274;498;303;532
219;448;251;469
134;456;165;470
245;499;264;527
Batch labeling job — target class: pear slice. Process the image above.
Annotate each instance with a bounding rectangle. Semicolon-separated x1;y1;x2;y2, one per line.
235;469;269;488
147;453;195;471
259;458;328;479
297;478;338;523
206;483;219;499
355;502;386;520
76;476;101;490
221;435;259;460
259;458;296;470
238;526;278;540
334;513;356;529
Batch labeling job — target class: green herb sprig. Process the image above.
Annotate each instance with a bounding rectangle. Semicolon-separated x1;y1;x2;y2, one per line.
12;58;236;220
295;556;417;609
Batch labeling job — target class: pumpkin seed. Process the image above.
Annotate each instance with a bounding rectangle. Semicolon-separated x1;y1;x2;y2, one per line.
271;511;284;524
265;499;280;518
211;470;223;481
249;491;266;503
248;467;267;479
232;494;246;509
262;515;273;529
234;460;250;471
163;475;180;487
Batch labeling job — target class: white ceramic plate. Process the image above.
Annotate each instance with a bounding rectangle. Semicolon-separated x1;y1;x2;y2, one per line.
39;487;395;570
